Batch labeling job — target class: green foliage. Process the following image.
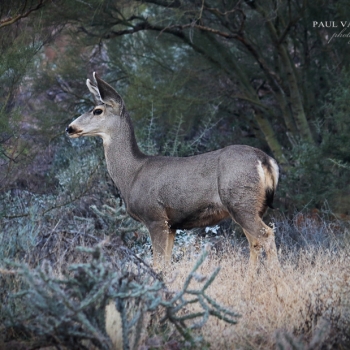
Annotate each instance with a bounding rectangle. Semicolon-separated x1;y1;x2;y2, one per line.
136;108;221;157
279;70;350;210
0;23;41;175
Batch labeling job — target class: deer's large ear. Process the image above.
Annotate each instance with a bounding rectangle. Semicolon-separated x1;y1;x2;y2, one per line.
92;72;124;109
86;78;103;105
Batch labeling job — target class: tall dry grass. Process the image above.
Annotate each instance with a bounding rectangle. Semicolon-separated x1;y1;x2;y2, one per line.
164;233;350;349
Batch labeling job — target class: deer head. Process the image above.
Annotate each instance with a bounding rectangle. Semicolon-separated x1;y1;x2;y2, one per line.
66;72;125;143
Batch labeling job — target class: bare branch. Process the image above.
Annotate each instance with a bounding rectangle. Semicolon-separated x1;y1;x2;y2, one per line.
0;0;48;29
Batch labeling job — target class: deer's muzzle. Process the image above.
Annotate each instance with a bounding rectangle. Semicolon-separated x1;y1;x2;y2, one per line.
66;126;74;134
66;125;82;137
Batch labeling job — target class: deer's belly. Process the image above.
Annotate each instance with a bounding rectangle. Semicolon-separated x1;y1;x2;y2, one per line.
167;205;230;230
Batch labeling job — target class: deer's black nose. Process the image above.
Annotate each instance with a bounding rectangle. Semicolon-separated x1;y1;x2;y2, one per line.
66;126;74;134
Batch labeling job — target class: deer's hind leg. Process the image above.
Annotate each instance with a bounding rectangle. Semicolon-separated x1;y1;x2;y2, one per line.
230;211;279;271
242;229;262;273
229;211;285;299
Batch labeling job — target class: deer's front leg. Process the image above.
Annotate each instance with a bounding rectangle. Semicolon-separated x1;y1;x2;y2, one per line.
147;221;174;270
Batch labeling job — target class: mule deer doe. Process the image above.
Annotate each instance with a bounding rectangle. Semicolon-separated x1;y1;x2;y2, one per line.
66;73;280;271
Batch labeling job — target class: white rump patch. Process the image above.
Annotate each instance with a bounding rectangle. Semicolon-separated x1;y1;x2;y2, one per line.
257;160;275;190
269;158;279;189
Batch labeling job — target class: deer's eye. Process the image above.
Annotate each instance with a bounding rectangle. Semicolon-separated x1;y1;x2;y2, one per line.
93;109;103;115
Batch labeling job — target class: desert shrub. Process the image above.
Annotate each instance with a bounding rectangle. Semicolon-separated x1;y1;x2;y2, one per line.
135;106;222;158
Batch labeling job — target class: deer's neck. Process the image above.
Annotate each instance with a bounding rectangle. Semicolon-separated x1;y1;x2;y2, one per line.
102;113;147;198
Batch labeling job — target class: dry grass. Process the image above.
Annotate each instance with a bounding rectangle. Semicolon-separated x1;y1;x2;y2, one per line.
164;240;350;349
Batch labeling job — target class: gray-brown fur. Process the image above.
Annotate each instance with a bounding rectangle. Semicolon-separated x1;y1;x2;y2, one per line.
66;73;280;270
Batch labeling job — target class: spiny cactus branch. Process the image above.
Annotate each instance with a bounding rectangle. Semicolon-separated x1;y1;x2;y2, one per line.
1;245;238;349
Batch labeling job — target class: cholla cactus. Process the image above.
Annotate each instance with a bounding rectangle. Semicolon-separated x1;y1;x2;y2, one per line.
1;242;239;350
90;198;144;236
